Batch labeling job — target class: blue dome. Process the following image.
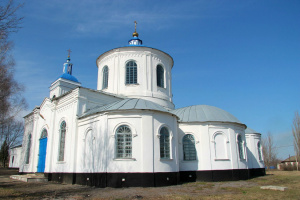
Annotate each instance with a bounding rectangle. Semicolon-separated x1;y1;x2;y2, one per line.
171;105;244;125
58;73;79;83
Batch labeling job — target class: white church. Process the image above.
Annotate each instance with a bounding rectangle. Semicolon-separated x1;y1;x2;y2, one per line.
12;25;265;187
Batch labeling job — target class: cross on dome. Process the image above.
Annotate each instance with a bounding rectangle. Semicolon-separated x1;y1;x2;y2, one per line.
128;21;143;46
133;21;139;37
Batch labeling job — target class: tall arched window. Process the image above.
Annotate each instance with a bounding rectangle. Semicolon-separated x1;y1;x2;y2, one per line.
183;134;196;161
157;65;164;87
102;66;108;89
160;127;170;159
58;121;66;161
25;134;31;164
237;135;244;159
116;125;132;158
257;142;263;161
126;61;137;84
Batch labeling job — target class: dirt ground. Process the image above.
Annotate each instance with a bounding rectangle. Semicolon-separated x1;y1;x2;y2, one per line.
0;168;299;200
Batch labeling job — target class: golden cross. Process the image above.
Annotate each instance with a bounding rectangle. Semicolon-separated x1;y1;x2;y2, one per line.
134;21;137;32
67;49;72;57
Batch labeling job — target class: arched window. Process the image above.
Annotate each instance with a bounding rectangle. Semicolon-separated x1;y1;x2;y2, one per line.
25;134;31;164
237;135;244;159
157;65;164;87
116;125;132;158
58;121;66;161
102;66;108;89
160;127;170;159
41;129;47;139
183;134;196;161
257;142;263;161
126;61;137;84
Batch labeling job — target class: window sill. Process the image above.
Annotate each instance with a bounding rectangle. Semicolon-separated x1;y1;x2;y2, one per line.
57;161;66;164
125;83;139;86
157;86;166;90
113;158;136;161
214;158;230;161
181;160;198;163
160;158;173;161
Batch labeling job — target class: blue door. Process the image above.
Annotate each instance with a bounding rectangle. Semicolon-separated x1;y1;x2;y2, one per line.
37;137;48;172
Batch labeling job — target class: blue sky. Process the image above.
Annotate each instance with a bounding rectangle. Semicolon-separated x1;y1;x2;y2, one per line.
11;0;300;159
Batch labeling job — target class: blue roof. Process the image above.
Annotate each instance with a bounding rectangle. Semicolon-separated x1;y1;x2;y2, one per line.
171;105;244;125
58;73;79;83
80;98;174;118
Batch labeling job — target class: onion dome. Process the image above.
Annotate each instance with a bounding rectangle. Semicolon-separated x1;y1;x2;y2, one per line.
58;50;79;83
171;105;245;126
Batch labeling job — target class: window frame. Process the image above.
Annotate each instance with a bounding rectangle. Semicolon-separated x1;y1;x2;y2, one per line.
159;127;171;159
182;134;197;161
125;60;138;85
257;141;263;161
156;64;165;88
115;125;133;159
237;134;245;160
102;66;109;89
25;134;32;164
58;121;66;161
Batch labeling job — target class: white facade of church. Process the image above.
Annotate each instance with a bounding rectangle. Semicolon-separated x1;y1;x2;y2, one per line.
16;29;265;187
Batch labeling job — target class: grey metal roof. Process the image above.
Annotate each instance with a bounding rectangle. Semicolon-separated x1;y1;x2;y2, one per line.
245;127;260;134
79;98;173;118
171;105;244;125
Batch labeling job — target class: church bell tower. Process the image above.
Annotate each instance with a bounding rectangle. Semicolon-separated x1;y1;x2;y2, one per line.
50;50;81;99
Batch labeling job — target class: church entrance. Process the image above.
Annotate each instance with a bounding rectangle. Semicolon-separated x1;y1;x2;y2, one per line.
37;129;48;173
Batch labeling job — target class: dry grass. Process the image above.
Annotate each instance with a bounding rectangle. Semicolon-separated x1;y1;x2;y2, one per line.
0;170;300;199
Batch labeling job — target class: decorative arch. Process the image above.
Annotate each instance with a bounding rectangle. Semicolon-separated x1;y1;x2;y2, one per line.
125;60;137;84
84;128;96;171
40;128;48;139
156;64;165;88
102;66;109;89
112;122;137;138
212;131;229;160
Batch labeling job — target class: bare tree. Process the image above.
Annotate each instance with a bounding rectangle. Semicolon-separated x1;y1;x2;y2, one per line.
262;132;278;169
292;111;300;171
0;1;26;148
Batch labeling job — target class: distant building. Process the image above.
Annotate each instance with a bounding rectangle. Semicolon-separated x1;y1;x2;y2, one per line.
18;25;265;187
278;156;300;170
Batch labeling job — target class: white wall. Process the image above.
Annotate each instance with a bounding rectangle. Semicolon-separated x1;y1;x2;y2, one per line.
178;122;248;171
9;146;22;168
76;110;178;173
96;47;174;109
246;133;264;169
